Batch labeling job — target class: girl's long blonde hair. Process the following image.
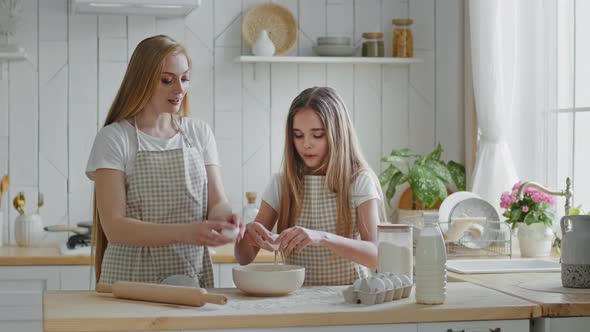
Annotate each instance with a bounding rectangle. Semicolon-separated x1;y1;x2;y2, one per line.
276;87;384;238
92;35;192;282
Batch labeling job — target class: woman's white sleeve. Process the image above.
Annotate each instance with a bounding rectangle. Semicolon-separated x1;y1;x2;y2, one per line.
85;127;126;181
202;122;220;166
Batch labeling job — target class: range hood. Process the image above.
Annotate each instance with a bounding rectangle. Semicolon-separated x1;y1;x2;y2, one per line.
70;0;202;17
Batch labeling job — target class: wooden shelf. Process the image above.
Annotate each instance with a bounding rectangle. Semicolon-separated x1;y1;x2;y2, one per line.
235;56;423;65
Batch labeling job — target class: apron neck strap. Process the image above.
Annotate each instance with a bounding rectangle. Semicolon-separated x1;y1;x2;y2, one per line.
132;115;194;149
172;115;194;148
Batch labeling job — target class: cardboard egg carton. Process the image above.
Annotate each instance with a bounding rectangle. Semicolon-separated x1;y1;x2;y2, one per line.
342;273;413;305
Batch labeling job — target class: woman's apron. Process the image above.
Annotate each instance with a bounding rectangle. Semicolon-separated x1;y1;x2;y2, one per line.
284;175;369;286
99;117;214;288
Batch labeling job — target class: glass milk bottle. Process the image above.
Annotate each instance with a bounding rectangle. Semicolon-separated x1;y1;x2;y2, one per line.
242;192;259;225
377;224;413;281
415;212;447;304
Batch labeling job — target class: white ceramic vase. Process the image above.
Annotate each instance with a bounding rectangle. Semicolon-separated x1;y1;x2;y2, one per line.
516;222;554;257
14;214;44;247
252;30;275;56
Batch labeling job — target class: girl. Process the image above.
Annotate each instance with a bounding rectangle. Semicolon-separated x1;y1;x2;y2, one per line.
235;87;384;285
87;35;243;288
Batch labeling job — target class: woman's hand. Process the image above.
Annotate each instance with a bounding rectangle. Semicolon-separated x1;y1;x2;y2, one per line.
243;222;276;252
276;226;325;256
185;220;237;247
226;213;246;243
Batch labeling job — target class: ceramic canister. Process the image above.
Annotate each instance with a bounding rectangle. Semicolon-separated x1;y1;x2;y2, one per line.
14;214;45;246
560;214;590;288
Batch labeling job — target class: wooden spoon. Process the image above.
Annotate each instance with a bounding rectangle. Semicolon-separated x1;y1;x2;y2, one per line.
0;175;8;208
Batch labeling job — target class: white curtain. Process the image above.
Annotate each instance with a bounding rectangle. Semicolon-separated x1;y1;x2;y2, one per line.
469;0;519;207
469;0;558;211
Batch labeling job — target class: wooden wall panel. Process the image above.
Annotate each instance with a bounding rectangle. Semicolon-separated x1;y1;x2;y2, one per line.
0;0;462;239
68;15;98;228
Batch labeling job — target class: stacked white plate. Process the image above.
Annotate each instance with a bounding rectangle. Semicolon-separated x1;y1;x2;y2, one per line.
439;192;501;249
313;36;356;56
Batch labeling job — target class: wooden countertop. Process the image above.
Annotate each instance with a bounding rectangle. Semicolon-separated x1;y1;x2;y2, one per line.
0;244;274;266
449;272;590;317
43;282;540;331
0;246;91;266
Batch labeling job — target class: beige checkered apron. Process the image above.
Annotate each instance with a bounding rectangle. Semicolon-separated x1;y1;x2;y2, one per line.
99;117;214;288
285;175;369;286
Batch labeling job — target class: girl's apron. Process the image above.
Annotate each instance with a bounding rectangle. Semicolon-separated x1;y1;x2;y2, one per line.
285;175;369;285
99;117;214;288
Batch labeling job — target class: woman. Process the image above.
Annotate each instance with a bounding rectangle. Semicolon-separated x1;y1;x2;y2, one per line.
86;35;243;288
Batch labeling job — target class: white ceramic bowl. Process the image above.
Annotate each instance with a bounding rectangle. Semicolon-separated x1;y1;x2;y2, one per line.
313;45;357;56
317;36;351;46
232;265;305;296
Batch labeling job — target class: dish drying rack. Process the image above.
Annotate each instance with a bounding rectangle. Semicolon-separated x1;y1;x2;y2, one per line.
439;221;512;258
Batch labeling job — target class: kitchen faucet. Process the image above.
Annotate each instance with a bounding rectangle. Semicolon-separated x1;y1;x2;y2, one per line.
516;177;572;216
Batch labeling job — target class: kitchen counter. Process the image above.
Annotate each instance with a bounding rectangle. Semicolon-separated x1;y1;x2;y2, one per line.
0;244;274;266
0;245;91;265
43;282;540;331
449;271;590;317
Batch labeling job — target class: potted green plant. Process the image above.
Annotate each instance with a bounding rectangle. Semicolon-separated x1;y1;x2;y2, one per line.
380;143;466;212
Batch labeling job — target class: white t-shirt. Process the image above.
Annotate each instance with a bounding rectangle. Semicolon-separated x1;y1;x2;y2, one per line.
262;170;383;212
86;117;219;181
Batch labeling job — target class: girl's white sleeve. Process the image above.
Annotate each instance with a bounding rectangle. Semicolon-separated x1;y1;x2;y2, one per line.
352;171;383;207
85;126;126;181
261;173;282;212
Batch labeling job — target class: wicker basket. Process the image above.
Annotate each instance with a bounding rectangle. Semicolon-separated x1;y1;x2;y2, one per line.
242;3;297;56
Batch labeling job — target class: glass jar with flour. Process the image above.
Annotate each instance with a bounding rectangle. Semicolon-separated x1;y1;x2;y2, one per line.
377;224;413;282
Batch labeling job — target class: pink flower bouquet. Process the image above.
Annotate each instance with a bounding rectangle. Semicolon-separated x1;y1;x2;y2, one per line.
500;181;556;229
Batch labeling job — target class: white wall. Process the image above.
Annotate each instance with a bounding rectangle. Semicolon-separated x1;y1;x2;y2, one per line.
0;0;462;245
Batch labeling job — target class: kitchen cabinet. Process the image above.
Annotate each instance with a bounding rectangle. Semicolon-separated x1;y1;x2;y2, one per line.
70;321;527;332
0;266;60;332
418;320;529;331
0;265;94;332
532;317;590;332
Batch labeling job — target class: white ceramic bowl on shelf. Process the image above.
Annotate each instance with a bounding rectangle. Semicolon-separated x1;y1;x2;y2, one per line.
232;264;305;296
313;45;357;56
317;36;351;46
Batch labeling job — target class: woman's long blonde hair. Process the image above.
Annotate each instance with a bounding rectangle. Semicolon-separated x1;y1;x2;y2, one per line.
276;87;384;238
92;35;192;282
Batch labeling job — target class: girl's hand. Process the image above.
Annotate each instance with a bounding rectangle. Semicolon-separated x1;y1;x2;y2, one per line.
276;226;324;256
187;220;236;247
243;222;276;252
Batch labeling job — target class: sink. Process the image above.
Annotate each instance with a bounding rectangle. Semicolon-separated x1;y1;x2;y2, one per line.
447;259;560;274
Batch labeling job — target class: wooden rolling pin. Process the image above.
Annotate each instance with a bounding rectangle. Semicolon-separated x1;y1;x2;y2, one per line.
95;282;227;307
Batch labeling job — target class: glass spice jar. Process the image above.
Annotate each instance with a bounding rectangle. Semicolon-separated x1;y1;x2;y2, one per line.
392;18;414;58
361;32;384;57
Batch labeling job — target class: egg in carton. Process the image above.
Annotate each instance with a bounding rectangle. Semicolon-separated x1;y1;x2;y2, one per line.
375;273;396;301
384;272;414;300
398;274;413;298
359;277;386;304
342;276;388;305
383;273;404;300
